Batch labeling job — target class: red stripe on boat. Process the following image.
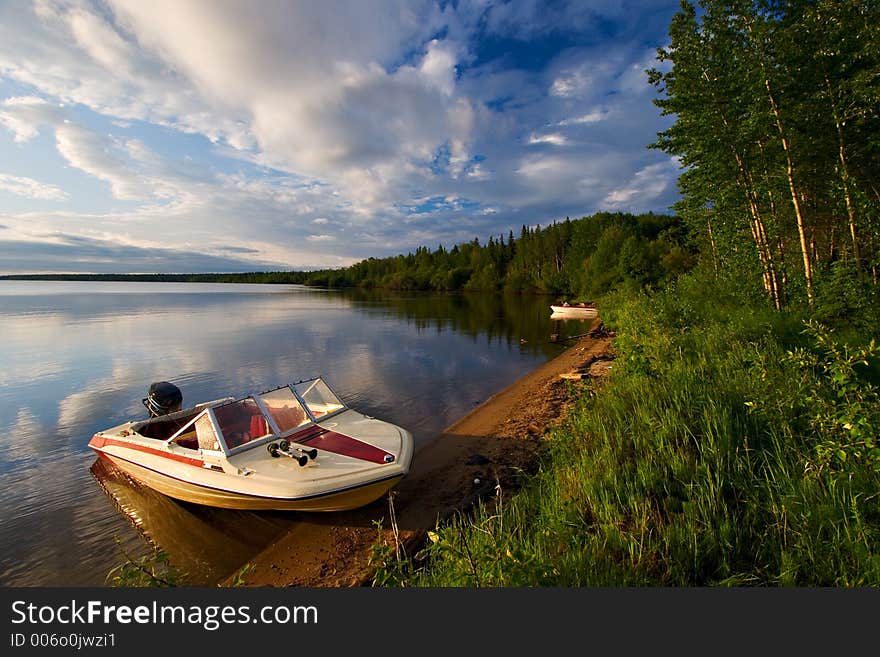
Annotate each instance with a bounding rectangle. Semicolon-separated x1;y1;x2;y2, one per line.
88;434;205;468
293;430;394;464
289;425;326;442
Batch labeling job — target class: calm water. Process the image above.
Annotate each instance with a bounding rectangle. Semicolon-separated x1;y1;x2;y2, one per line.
0;281;592;586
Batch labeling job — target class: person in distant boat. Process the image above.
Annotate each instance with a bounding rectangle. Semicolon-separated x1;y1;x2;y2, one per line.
562;301;570;306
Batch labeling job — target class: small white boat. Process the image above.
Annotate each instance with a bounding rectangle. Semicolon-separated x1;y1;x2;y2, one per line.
549;303;598;319
88;378;413;512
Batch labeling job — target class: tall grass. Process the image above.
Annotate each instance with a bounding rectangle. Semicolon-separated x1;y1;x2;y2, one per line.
372;271;880;586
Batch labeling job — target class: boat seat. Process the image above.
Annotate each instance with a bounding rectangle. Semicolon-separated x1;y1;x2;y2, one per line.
268;406;305;432
174;431;199;450
249;415;269;439
211;399;286;450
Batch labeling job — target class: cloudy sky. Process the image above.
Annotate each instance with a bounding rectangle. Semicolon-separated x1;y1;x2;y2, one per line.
0;0;680;274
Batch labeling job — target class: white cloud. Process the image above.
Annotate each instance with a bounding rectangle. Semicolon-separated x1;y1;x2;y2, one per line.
54;123;152;200
516;155;567;178
0;1;254;147
600;160;679;211
559;107;611;125
0;96;64;142
419;39;458;97
100;0;468;208
0;97;170;201
527;132;567;146
465;163;491;181
617;50;659;96
550;69;589;97
0;174;68;201
67;5;137;74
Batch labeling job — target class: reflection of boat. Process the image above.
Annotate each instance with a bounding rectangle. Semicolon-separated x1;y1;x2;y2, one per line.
549;302;598;319
88;377;414;511
90;457;293;584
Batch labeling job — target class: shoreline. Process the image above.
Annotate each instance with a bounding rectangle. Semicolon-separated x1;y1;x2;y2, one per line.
229;319;613;586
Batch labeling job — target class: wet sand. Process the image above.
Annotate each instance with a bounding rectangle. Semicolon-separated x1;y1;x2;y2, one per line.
229;320;614;586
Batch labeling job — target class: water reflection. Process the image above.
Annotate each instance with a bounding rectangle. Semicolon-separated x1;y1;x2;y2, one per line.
90;458;293;585
0;281;590;585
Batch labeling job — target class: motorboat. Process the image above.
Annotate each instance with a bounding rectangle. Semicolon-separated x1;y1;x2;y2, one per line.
549;302;598;319
88;378;414;512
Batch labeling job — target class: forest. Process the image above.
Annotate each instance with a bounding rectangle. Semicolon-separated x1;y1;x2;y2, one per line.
301;212;694;297
649;0;878;310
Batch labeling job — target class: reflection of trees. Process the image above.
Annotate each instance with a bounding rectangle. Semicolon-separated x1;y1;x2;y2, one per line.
321;289;580;359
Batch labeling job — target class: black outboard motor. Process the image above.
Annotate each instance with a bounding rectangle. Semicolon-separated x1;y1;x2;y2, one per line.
143;381;183;417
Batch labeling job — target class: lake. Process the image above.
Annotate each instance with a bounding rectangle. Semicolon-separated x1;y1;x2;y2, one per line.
0;280;593;585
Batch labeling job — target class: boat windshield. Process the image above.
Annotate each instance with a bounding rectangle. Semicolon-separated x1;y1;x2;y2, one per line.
212;398;273;451
294;378;346;419
259;387;311;434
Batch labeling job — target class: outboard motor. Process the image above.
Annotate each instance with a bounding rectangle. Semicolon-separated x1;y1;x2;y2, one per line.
143;381;183;418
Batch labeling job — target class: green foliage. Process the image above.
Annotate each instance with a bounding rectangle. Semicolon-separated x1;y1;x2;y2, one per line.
650;0;880;308
229;563;255;587
813;260;880;331
778;322;880;473
368;528;410;587
2;213;698;302
106;537;182;587
372;269;880;587
297;212;694;296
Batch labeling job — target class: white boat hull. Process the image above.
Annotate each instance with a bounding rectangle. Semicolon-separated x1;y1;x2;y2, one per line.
96;452;403;511
550;305;597;318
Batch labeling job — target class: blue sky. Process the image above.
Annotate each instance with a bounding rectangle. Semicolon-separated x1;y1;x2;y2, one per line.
0;0;681;274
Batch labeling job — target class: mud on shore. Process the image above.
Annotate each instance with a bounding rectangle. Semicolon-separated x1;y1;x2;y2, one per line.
227;320;614;586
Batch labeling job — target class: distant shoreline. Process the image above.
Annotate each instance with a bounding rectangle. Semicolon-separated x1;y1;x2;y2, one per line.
0;272;308;284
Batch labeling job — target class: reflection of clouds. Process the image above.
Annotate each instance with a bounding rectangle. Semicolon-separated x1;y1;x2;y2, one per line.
1;449;143;586
0;442;114;585
0;359;65;388
1;407;43;464
2;287;347;436
55;389;98;430
0;312;70;387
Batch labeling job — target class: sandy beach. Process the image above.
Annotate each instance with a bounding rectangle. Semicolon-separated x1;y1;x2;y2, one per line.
230;320;614;586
